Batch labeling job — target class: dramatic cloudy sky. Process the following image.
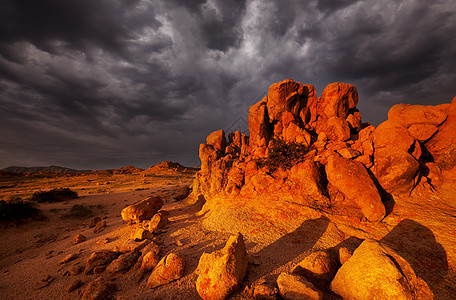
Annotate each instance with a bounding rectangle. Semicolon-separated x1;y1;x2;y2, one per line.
1;0;455;169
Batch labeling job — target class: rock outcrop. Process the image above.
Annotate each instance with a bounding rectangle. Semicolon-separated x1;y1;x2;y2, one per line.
196;233;249;300
191;78;456;236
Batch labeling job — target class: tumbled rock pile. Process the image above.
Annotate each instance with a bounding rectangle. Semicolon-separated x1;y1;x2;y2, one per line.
192;79;456;223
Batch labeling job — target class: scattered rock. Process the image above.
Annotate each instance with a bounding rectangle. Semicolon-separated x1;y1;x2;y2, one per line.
66;279;82;292
93;266;105;274
93;220;106;234
35;275;54;289
73;233;86;245
148;212;168;232
116;239;151;253
174;185;191;201
338;247;352;265
277;272;323;300
252;281;278;300
84;250;119;275
89;217;102;228
140;250;161;272
330;239;433;300
96;238;110;245
146;252;185;289
292;250;338;284
59;253;78;264
130;228;153;241
106;250;140;273
196;233;249;300
136;241;160;270
81;277;116;300
67;264;84;276
121;196;164;224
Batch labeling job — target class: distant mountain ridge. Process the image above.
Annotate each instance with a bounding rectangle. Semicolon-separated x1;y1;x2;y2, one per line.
1;165;91;174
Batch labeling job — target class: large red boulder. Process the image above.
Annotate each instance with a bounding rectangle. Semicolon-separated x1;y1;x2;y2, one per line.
425;103;456;170
266;79;307;122
289;161;329;208
330;239;432;300
325;154;385;222
318;82;358;119
372;148;420;194
206;130;227;152
388;103;447;127
372;120;415;152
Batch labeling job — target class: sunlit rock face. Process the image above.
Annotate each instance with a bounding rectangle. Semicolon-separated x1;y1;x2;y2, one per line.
191;78;456;235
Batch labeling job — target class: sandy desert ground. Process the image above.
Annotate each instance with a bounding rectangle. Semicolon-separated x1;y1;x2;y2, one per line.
0;166;455;299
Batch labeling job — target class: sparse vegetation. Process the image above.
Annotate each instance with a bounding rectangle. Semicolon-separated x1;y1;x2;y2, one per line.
63;204;93;218
0;199;43;222
30;188;79;203
258;138;312;171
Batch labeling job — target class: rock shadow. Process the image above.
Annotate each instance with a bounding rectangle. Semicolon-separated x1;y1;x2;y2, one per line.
380;219;448;296
249;216;330;282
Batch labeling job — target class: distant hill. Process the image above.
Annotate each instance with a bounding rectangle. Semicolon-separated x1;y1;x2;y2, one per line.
142;161;199;175
1;165;90;174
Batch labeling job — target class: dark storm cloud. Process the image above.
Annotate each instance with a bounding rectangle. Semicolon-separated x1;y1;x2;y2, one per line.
0;0;455;169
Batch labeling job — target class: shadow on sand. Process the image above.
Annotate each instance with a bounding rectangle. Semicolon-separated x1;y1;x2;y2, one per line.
380;219;448;297
248;216;330;282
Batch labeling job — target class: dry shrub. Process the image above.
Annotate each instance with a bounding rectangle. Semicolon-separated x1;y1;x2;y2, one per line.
258;139;311;171
0;199;43;222
64;204;93;219
30;188;78;203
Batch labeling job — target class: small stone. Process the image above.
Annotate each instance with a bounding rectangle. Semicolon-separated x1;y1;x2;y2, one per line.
35;275;54;289
136;241;161;270
81;278;116;300
93;220;106;234
149;212;169;233
73;234;87;245
147;253;185;289
140;251;161;272
59;253;78;264
106;251;140;273
130;228;153;241
338;247;352;265
174;185;191;201
93;266;105;274
292;250;338;284
253;282;278;300
66;279;82;292
96;238;110;245
84;250;119;275
67;264;84;276
89;217;102;228
277;273;323;300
